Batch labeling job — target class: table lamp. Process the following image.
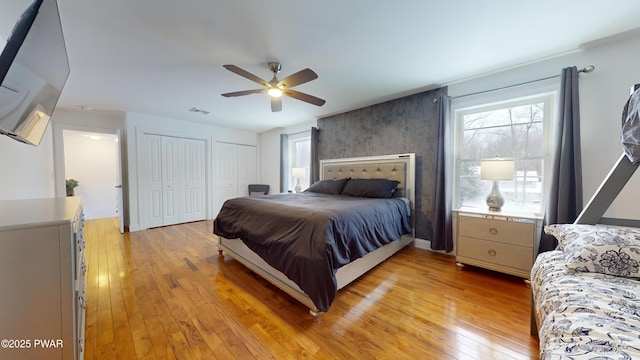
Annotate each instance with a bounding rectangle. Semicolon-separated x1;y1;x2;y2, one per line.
292;167;305;193
480;158;514;211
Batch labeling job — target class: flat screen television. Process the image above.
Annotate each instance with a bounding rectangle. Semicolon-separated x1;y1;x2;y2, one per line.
0;0;69;146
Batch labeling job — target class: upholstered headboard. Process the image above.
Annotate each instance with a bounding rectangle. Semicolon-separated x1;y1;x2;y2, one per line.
319;153;416;225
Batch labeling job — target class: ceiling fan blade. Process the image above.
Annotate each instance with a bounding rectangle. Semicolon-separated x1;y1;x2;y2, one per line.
283;89;326;106
223;65;269;87
221;89;265;97
277;68;318;88
271;97;282;112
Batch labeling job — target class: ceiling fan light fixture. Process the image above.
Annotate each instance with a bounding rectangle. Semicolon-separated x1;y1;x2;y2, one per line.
222;63;325;111
267;88;283;97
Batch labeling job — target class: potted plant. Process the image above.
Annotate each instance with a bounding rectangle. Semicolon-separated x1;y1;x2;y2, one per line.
66;179;79;196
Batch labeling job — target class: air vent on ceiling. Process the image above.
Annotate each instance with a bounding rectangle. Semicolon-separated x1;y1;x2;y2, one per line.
189;107;209;115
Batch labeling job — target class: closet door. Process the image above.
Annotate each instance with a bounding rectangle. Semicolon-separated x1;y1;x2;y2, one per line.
179;138;206;222
214;142;238;214
237;145;257;197
141;134;164;228
161;136;180;226
141;134;208;229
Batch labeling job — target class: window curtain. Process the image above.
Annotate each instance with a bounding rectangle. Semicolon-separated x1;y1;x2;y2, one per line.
280;133;289;193
539;66;583;253
310;127;319;184
431;95;453;251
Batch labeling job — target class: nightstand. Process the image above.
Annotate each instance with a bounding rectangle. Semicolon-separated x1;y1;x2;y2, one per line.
453;208;542;278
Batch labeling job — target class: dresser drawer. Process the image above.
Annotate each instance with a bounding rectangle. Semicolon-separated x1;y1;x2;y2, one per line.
458;215;534;247
457;236;533;272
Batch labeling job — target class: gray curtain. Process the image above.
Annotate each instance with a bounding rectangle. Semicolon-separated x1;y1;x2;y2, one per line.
280;133;288;193
539;66;583;253
310;127;319;184
431;95;453;251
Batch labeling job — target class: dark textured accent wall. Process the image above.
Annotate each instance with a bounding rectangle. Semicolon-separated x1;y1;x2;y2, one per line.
318;87;447;241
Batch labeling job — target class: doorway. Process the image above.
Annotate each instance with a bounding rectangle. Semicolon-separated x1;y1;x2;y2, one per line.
63;129;121;222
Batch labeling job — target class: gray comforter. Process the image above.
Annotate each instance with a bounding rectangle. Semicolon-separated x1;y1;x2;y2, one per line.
213;192;412;312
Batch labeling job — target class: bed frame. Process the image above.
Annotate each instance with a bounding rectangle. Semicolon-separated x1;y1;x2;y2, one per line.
217;153;416;318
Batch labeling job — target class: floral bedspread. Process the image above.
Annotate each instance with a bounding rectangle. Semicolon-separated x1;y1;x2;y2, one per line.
531;250;640;359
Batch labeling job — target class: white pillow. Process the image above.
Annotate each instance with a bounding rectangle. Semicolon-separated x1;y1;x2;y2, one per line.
545;224;640;278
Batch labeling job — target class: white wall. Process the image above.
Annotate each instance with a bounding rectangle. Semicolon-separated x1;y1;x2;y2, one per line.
125;112;258;231
448;33;640;220
0;124;55;200
63;130;118;219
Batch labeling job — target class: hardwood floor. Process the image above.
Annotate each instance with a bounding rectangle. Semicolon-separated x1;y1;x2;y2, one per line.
84;217;539;359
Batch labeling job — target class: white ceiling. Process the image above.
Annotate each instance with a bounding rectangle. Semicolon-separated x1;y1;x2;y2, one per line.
55;0;640;132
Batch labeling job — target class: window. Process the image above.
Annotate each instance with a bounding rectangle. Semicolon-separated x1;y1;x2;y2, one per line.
288;133;311;191
453;86;557;214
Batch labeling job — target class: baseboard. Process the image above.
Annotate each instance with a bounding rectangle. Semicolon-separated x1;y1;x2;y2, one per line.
413;237;454;255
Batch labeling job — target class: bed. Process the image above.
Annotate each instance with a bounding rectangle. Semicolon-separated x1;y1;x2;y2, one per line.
531;224;640;359
213;153;415;318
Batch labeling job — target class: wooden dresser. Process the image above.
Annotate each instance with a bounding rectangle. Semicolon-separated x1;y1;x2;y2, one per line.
454;208;542;278
0;197;86;360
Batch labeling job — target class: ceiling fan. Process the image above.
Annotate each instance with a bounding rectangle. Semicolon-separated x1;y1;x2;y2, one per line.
221;62;326;112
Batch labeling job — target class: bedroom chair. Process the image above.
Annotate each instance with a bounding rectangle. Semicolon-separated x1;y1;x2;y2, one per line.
248;184;269;196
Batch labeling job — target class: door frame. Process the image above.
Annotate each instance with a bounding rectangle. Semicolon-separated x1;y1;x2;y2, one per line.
53;123;127;231
115;129;125;233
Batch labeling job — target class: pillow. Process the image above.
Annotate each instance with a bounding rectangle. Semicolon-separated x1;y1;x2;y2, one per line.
545;224;640;278
544;224;608;250
392;188;407;198
341;178;400;198
305;178;349;195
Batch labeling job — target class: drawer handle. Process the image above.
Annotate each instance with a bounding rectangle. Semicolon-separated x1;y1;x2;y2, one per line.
489;228;498;235
488;249;497;256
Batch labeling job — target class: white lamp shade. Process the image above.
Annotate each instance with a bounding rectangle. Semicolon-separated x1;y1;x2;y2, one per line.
292;167;305;178
480;159;514;180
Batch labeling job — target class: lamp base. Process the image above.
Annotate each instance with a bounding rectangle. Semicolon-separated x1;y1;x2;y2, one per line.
486;180;504;211
295;179;302;193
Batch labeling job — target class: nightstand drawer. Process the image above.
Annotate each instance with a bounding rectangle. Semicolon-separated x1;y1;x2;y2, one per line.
457;236;533;272
458;216;534;247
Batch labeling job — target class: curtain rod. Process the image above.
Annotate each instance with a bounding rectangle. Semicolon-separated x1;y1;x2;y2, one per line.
287;129;312;136
448;65;595;101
